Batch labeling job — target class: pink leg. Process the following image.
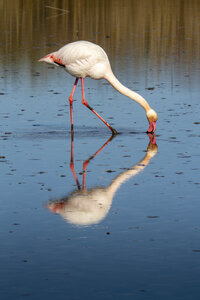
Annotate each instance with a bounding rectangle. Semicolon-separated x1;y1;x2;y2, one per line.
69;78;79;132
82;134;114;190
70;127;81;190
81;78;118;135
82;160;89;191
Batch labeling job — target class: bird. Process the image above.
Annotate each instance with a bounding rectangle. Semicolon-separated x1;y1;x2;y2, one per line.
48;134;158;226
39;40;157;134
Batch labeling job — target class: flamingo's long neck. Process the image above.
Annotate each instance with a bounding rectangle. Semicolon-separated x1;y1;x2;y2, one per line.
106;152;152;198
104;70;151;112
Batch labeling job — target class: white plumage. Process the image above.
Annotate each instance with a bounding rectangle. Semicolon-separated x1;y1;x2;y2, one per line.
39;40;157;134
48;139;158;226
56;41;110;79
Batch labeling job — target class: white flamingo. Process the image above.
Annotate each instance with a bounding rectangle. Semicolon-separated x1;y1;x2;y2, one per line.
39;40;157;134
48;136;158;226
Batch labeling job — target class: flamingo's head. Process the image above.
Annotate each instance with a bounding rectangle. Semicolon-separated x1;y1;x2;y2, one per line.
39;53;54;64
146;109;158;133
39;53;62;67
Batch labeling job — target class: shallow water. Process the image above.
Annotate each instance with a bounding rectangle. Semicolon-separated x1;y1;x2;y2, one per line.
1;1;200;299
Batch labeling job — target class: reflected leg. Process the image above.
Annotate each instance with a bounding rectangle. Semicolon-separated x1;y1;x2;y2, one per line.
70;127;81;190
82;134;115;190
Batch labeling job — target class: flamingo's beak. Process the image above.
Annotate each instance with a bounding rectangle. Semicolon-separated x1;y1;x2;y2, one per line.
147;121;156;133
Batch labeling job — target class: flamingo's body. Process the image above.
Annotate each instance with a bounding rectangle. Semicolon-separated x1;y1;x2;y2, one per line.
39;40;157;134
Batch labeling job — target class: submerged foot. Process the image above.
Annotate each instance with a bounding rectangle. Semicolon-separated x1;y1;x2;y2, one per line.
111;127;118;136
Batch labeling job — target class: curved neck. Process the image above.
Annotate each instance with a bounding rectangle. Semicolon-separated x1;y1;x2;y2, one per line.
106;150;153;198
104;71;151;112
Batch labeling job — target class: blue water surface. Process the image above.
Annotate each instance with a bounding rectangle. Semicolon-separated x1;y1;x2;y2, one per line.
0;2;200;299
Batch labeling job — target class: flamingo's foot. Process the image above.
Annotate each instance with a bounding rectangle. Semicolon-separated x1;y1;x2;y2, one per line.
111;127;118;136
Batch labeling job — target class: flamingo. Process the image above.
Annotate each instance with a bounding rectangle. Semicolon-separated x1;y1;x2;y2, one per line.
39;40;157;134
48;134;158;226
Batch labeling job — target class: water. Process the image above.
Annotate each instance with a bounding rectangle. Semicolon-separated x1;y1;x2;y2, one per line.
1;1;200;299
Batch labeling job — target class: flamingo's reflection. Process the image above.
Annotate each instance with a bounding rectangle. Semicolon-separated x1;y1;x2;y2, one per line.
48;133;158;226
